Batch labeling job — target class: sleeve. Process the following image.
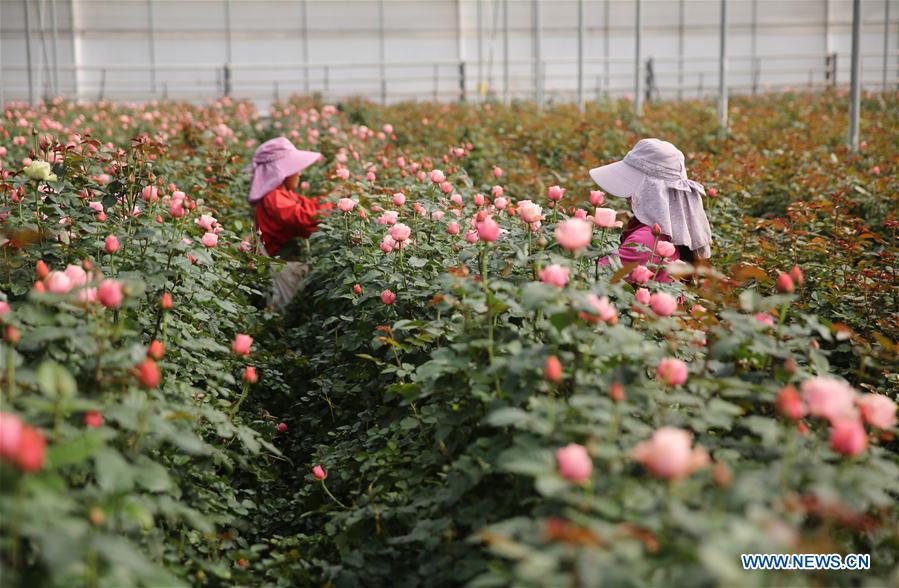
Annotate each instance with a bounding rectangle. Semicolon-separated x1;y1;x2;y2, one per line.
598;226;656;267
265;192;329;238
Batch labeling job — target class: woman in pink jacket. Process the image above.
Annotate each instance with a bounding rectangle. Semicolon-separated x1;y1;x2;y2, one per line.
590;138;712;282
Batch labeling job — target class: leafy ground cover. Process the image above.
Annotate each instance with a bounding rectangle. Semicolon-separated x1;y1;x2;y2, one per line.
1;91;897;587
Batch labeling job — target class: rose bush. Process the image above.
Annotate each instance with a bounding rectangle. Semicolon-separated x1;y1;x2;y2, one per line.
1;91;897;586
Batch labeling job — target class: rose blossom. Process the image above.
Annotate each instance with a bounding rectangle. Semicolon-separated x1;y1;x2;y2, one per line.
429;169;446;183
633;427;708;480
380;289;396;305
476;217;500;242
312;465;327;480
801;377;856;422
337;198;356;212
539;264;569;288
592;208;620;228
829;417;867;456
556;443;592;483
629;265;653;284
635;287;651;305
447;222;461;235
555;218;592;251
104;235;120;254
589;191;605;206
46;271;73;294
544;355;563;382
547;185;565;201
657;357;688;386
517;200;543;223
776;385;807;420
655;241;676;259
585;294;618;325
390;223;412;242
202;232;218;248
98;279;124;309
232;334;253;355
392;193;406;206
649;292;677;316
856;394;897;429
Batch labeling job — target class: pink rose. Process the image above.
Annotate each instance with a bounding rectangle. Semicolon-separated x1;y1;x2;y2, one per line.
494;197;508;210
378;210;399;225
592;208;620;228
556;443;592;483
555;218;593;251
312;465;327;480
65;264;88;287
477;217;500;242
491;185;504;198
629;265;653;284
635;287;651;305
547;185;565;201
98;279;123;309
776;272;794;293
429;169;446;183
755;312;775;326
202;232;218;248
517;200;543;223
465;230;479;244
544;355;563;383
493;166;503;178
447;222;460;235
196;214;217;231
801;377;857;422
856;394;897;429
589;190;605;206
574;209;588;219
104;235;120;254
539;264;569;288
276;422;288;432
776;385;807;420
88;201;104;213
585;294;618;324
649;292;677;316
142;185;159;202
473;193;486;207
232;334;253;355
337;198;356;212
336;168;350;180
379;240;394;253
655;241;676;259
633;427;708;480
380;289;396;305
450;193;463;207
392;193;406;206
829;417;867;456
657;357;688;386
390;223;412;242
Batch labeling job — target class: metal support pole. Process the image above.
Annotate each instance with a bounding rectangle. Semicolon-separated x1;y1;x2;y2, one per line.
634;0;642;115
577;0;585;112
379;0;386;105
718;0;728;139
883;0;891;91
147;0;157;96
533;0;542;105
223;64;231;96
603;0;610;97
223;0;232;64
678;0;684;100
751;0;758;95
50;0;60;95
301;0;310;93
848;0;861;150
69;0;79;101
23;0;35;104
477;0;484;96
457;0;465;100
459;62;467;102
503;0;510;104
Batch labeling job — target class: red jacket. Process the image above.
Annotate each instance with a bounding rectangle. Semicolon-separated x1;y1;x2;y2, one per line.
255;187;332;255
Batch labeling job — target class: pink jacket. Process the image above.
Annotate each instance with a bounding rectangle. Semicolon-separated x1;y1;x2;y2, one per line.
599;218;679;282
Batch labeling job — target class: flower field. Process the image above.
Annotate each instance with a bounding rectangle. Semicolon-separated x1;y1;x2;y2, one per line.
1;91;897;587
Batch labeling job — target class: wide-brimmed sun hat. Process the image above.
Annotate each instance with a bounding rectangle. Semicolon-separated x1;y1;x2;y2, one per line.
248;137;321;204
589;138;712;258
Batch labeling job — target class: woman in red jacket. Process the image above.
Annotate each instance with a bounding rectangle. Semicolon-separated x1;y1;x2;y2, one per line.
248;137;332;308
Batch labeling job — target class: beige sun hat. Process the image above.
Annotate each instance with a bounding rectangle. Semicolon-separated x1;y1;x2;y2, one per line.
589;138;713;258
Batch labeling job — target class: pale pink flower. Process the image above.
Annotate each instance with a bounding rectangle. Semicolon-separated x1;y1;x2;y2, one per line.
592;208;620;229
635;287;651;305
465;230;479;244
380;289;396;305
540;264;569;288
46;271;73;294
547;185;565;201
447;222;460;235
450;194;463;207
589;191;605;206
473;193;486;207
856;394;897;429
232;334;253;355
655;241;676;259
336;168;350;180
633;427;708;480
65;265;88;287
431;210;445;221
377;211;399;225
494;197;508;210
491;185;504;198
649;292;677;316
801;377;857;422
104;235;120;254
555;218;592;251
98;279;123;308
202;232;218;247
392;193;406;206
430;169;446;183
556;443;593;483
657;357;688;386
390;223;412;242
337;198;356;212
517;200;543;223
586;294;618;324
477;217;500;242
829;417;867;456
629;265;653;284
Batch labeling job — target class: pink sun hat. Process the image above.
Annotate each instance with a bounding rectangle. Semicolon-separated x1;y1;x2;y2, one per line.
247;137;321;203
